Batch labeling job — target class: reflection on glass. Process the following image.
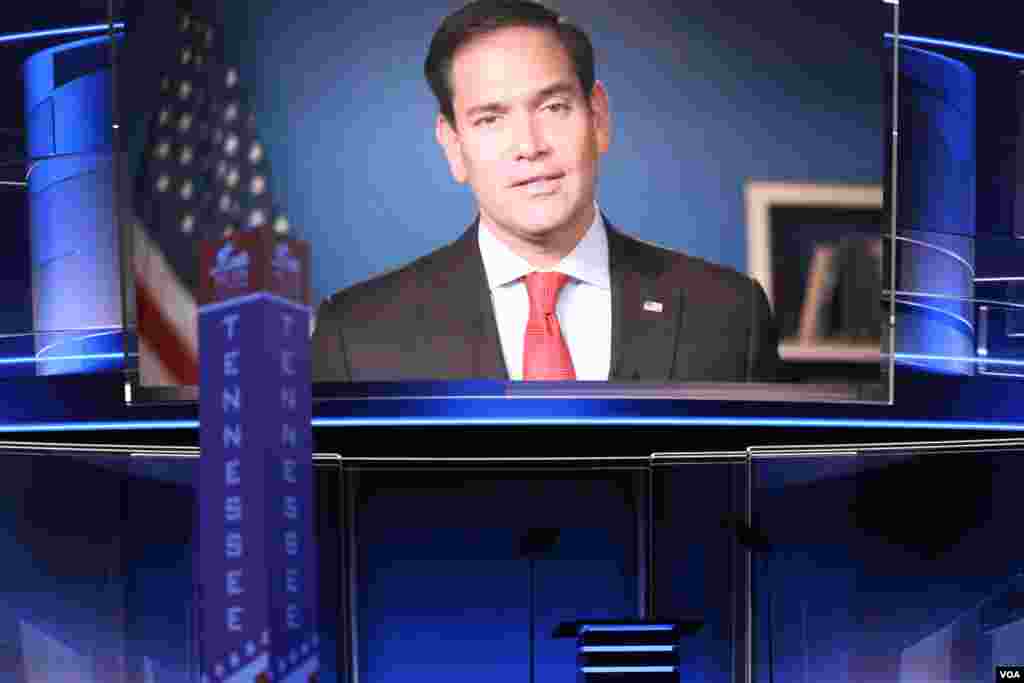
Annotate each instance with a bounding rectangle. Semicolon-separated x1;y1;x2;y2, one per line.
752;448;1024;683
0;449;341;683
6;444;1024;683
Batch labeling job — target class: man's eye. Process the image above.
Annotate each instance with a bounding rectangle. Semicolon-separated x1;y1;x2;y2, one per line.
546;102;570;113
474;115;499;127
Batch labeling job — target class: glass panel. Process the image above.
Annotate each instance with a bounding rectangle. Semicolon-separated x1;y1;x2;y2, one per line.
342;457;748;683
654;459;750;683
346;465;644;682
752;447;1024;683
0;447;342;682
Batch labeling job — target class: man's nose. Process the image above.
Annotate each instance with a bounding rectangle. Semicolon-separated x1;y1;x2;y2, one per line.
513;115;550;160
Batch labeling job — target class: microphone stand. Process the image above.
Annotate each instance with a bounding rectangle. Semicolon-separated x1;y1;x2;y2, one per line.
722;515;775;683
519;528;560;683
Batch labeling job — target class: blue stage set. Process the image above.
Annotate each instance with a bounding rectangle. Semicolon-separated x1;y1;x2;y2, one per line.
0;2;1023;683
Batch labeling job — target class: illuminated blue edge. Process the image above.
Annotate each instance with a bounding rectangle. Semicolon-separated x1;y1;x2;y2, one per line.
581;666;676;673
886;33;1024;62
580;624;676;632
581;645;676;652
0;23;125;45
25;351;1024;367
0;353;126;365
0;417;1022;432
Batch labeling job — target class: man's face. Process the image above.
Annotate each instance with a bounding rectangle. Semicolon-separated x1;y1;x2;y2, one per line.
436;25;610;257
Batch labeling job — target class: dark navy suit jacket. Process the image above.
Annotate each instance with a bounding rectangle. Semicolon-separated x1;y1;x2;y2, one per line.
312;216;780;382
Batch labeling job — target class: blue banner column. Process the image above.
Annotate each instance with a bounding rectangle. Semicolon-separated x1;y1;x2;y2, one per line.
198;227;317;683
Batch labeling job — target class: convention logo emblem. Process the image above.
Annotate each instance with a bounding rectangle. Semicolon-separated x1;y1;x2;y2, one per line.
211;242;251;296
272;241;302;299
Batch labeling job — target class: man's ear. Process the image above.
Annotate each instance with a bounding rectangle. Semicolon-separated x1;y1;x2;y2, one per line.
435;113;467;184
590;80;611;155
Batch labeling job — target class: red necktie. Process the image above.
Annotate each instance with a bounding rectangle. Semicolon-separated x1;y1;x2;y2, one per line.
523;271;576;380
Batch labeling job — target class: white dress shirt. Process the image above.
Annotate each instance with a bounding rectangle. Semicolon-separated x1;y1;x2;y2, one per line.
477;205;612;381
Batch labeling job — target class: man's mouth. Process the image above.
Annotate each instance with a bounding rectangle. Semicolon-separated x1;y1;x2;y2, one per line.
511;172;565;188
512;172;565;195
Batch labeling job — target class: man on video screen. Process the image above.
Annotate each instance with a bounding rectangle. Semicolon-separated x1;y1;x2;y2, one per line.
312;0;780;382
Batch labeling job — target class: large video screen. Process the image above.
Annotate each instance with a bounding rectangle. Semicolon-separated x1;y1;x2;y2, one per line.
115;0;895;403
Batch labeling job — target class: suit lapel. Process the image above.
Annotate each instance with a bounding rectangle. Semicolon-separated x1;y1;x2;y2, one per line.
606;221;684;381
432;216;684;382
427;220;509;380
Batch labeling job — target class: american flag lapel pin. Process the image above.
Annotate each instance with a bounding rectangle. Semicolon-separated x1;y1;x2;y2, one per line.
643;300;663;313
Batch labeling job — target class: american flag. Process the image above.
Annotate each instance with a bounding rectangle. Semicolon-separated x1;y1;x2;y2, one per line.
133;8;289;386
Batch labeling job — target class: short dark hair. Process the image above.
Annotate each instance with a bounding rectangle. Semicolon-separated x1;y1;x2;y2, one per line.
424;0;596;129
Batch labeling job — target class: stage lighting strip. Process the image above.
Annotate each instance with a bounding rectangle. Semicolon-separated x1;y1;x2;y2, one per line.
886;33;1024;61
887;289;1024;311
0;23;125;45
0;352;130;365
581;646;676;652
2;415;1024;431
2;438;1024;458
746;437;1024;457
580;625;676;632
5;349;1024;367
1;349;1022;380
581;667;676;673
33;330;130;363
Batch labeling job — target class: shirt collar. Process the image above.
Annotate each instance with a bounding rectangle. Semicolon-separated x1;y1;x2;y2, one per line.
477;203;610;291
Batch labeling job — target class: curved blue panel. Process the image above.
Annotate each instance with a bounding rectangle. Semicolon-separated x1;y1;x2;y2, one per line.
24;35;120;376
894;46;977;375
897;45;976;237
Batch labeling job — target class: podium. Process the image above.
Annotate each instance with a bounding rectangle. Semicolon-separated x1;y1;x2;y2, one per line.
554;619;703;682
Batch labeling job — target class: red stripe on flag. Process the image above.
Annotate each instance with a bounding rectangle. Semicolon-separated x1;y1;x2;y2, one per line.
136;277;199;385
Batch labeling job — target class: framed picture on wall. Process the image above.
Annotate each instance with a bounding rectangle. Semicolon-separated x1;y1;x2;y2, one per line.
745;181;885;368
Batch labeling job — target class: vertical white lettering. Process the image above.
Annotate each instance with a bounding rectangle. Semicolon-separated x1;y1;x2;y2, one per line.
223;350;241;376
281;313;295;338
222;385;241;412
225;495;242;522
225;459;241;485
284;530;299;556
221;313;240;340
226;569;244;595
227;606;244;631
286;567;299;593
281;386;296;411
281;423;297;448
284;495;298;520
282;459;297;483
286;604;301;630
223;423;242;448
226;532;243;558
280;350;295;376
